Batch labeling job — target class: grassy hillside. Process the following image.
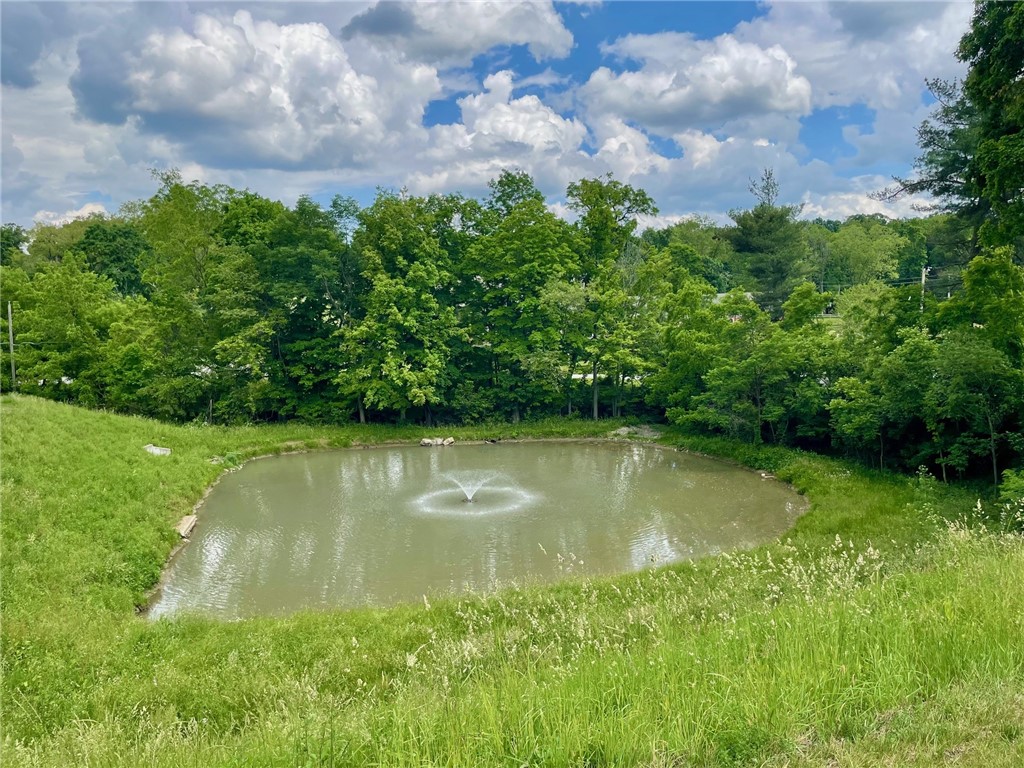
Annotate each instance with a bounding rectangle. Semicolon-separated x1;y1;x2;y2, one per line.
2;395;1022;766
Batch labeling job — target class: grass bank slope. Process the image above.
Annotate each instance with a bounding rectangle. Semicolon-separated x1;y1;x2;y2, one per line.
2;395;1022;767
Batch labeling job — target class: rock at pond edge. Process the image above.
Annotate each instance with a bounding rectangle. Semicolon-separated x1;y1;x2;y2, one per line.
176;515;197;538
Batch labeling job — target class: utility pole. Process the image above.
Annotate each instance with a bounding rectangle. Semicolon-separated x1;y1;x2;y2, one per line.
920;265;927;313
7;301;15;390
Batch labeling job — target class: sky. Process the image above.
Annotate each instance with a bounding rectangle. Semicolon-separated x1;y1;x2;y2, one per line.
0;1;974;229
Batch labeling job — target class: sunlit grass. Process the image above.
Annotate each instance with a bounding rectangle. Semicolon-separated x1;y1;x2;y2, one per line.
2;394;1022;766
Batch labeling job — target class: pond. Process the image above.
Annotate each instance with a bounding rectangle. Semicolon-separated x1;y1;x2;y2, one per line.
148;441;803;619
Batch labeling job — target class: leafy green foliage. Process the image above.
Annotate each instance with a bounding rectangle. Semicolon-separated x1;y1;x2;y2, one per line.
566;175;658;418
24;215;97;271
1;254;121;406
339;192;462;422
462;192;577;419
886;78;987;230
1;222;28;267
825;215;907;285
3;157;1019;479
76;219;149;296
566;173;657;283
887;4;1024;251
729;170;810;315
938;247;1024;366
958;1;1024;247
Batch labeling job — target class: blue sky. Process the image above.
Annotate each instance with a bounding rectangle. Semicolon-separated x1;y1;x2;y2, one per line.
1;1;972;228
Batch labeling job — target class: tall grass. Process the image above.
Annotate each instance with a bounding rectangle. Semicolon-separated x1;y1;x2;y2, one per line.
2;395;1022;766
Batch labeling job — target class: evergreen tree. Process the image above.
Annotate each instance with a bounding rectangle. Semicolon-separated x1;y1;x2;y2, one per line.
728;170;809;317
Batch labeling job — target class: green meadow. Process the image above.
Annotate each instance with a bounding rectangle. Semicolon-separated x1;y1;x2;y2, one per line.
2;394;1023;767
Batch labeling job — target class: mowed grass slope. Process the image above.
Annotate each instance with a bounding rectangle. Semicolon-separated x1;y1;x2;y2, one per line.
2;394;1022;767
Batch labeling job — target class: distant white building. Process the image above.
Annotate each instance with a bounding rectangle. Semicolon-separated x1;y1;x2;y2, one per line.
711;292;755;305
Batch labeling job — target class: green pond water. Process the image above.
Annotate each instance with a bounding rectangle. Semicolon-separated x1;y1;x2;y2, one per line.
148;442;803;619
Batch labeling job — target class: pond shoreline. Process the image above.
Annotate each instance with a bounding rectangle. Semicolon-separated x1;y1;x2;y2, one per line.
144;433;808;619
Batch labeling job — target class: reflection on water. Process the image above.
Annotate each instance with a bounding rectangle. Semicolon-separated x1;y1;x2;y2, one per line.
148;442;803;619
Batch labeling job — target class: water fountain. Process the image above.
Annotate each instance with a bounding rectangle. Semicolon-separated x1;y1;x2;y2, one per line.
409;469;538;516
445;471;496;503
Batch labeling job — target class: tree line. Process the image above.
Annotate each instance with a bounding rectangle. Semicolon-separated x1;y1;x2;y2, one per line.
2;166;1020;483
0;1;1020;484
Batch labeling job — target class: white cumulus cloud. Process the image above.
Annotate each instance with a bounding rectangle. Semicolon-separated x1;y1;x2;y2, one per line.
591;116;671;178
123;11;439;168
580;32;812;136
736;1;972;111
33;201;107;225
408;70;589;195
342;0;573;66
